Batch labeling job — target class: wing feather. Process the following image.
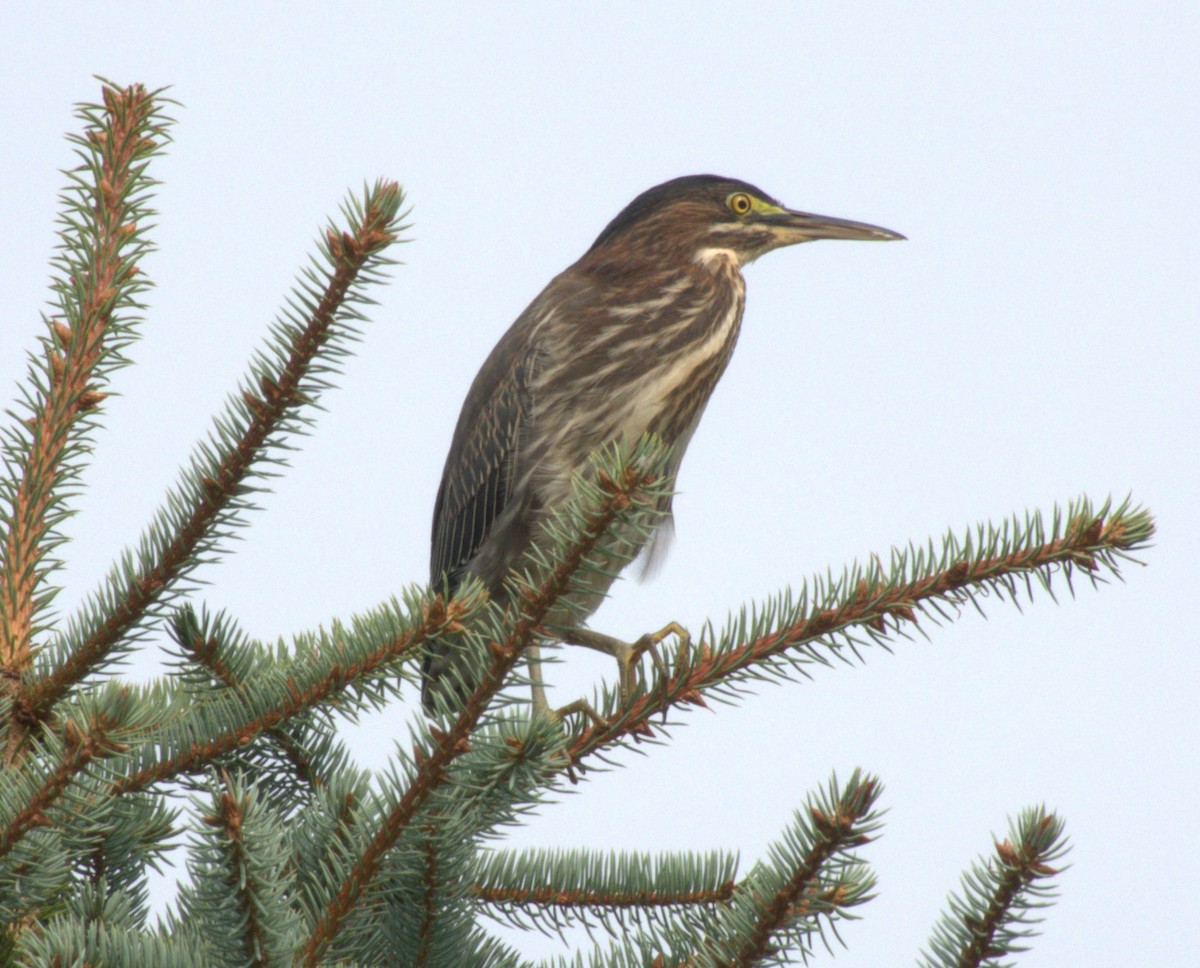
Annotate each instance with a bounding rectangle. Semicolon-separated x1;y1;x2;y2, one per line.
430;324;533;596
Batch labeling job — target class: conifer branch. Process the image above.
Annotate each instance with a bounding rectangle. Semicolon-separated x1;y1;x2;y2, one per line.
470;847;738;942
298;443;668;968
537;774;880;967
415;829;441;966
164;605;364;815
713;771;881;966
560;498;1153;777
2;80;1158;965
205;778;271;968
26;179;408;722
109;591;462;796
169;773;303;967
16;923;209;967
179;616;330;793
0;81;168;743
473;879;736;909
0;706;129;860
918;807;1068;968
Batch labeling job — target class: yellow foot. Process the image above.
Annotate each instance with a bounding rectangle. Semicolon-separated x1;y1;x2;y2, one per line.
551;697;610;729
562;622;688;703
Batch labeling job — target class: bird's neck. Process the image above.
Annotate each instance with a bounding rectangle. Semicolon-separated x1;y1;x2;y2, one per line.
692;246;743;272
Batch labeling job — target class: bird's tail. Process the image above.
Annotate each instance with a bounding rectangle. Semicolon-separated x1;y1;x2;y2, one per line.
420;636;477;716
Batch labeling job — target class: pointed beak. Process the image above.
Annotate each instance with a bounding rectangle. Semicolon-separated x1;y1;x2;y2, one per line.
763;208;905;244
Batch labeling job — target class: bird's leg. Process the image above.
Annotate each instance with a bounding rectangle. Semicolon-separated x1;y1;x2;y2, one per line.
561;622;686;701
523;636;610;727
526;641;608;727
525;642;551;716
552;696;610;729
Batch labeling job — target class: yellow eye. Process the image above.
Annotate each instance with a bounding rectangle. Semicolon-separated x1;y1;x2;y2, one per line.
728;192;753;216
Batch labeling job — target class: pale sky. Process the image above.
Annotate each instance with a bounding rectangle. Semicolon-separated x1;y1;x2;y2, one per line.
1;3;1197;965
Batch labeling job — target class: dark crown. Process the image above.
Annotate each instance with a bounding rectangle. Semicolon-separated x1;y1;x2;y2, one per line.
589;174;778;251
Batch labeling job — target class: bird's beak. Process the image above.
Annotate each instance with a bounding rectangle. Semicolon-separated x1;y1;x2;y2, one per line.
764;208;905;244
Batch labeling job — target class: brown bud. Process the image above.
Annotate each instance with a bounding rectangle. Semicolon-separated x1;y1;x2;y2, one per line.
48;352;66;385
994;839;1019;866
63;719;84;751
241;390;269;418
260;374;283;402
77;389;108;412
326;228;343;259
362;228;394;250
629;721;655;740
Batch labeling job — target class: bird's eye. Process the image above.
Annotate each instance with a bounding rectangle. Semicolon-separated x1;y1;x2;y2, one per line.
728;193;753;216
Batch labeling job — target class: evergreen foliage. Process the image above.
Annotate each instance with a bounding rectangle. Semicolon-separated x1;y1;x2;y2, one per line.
0;81;1155;966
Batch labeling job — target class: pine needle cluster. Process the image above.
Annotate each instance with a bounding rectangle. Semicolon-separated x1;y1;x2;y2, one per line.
0;81;1154;966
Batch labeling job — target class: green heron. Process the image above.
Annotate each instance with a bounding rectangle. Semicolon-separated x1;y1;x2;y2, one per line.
422;174;903;715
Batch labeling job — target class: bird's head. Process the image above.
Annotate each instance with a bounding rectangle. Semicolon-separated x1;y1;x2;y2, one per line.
587;174;904;269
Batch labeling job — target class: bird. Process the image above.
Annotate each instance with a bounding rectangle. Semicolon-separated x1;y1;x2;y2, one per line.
421;174;903;716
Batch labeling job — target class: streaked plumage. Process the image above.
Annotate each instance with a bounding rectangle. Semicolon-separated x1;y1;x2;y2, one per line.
423;175;902;713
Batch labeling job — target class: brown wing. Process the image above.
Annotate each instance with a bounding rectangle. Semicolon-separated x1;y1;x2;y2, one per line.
430;322;534;597
423;317;539;714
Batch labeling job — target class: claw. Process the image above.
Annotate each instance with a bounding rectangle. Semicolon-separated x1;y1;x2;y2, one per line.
552;697;610;728
561;622;688;709
632;621;687;717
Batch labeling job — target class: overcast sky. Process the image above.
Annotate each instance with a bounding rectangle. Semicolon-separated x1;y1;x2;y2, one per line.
2;3;1197;965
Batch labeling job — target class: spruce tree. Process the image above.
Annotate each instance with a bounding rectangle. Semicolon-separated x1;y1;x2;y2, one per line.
0;81;1152;967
